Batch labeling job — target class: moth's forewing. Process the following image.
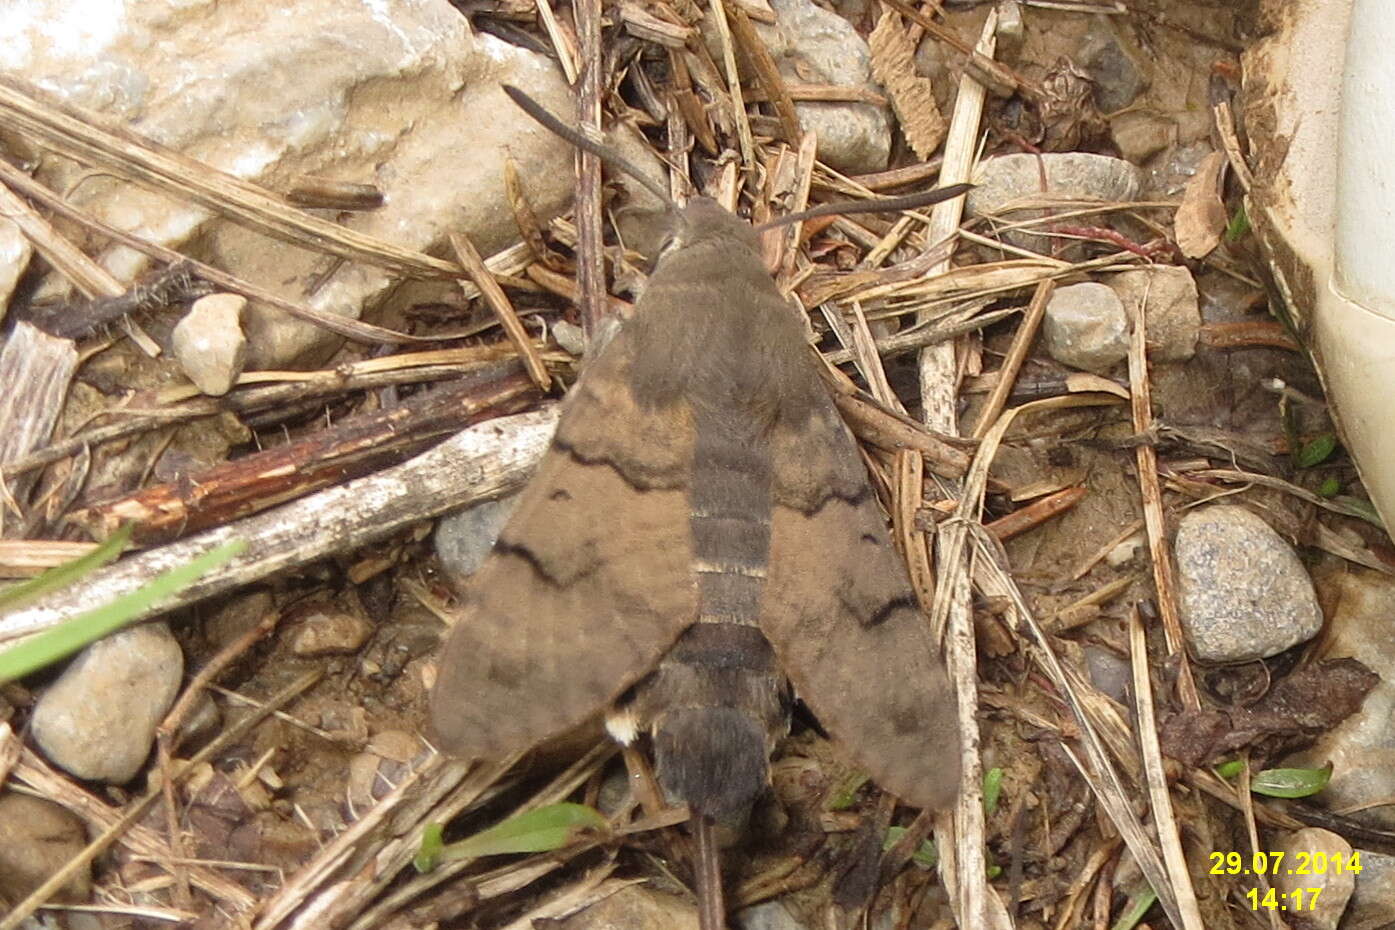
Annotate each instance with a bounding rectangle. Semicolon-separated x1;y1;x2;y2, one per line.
761;384;961;810
427;332;699;760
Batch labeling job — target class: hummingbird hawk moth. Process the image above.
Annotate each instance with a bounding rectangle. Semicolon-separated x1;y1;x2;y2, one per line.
429;85;964;927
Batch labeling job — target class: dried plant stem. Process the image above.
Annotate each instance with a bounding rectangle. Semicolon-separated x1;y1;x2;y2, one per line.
1127;607;1204;930
726;5;800;144
970;279;1052;438
915;13;992;433
450;233;552;390
708;0;756;168
1126;290;1201;709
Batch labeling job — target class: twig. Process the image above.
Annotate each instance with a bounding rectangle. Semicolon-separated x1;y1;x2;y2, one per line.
0;406;561;644
708;0;756;169
576;0;607;336
726;5;800;144
983;486;1086;542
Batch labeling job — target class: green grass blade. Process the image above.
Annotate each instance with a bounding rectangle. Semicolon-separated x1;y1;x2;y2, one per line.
0;524;133;614
0;538;245;684
436;803;607;864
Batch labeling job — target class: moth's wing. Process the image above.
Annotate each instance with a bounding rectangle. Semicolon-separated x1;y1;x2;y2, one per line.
429;335;697;760
760;391;960;810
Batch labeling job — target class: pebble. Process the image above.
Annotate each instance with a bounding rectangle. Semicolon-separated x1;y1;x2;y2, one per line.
1272;828;1355;930
967;153;1142;255
1174;505;1322;663
1107;267;1201;362
1285;568;1395;830
1082;644;1131;705
31;623;184;783
289;609;374;657
1041;282;1130;373
435;495;518;591
738;901;806;930
552;320;586;357
0;792;90;904
171;293;247;396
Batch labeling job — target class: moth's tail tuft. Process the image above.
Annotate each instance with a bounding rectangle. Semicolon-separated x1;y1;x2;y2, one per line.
654;707;768;825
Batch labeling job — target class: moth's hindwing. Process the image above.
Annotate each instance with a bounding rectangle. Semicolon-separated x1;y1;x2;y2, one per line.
428;334;699;760
761;395;961;810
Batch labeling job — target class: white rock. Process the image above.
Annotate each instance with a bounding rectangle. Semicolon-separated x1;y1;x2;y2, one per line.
704;0;892;173
1108;267;1200;362
1042;281;1129;373
968;153;1142;254
31;623;184;783
1174;505;1322;663
552;320;586;357
1272;828;1355;930
172;293;247;396
2;0;574;368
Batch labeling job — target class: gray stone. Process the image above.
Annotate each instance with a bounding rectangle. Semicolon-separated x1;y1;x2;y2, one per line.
1285;569;1395;830
738;900;807;930
1346;850;1395;930
967;153;1141;255
1174;505;1322;663
289;610;374;657
1083;644;1130;705
552;320;586;357
31;623;184;783
3;0;574;369
435;495;519;590
0;792;89;905
1078;22;1149;113
171;293;247;396
704;0;892;173
1272;828;1354;930
1041;282;1129;373
1111;111;1175;165
1107;266;1200;362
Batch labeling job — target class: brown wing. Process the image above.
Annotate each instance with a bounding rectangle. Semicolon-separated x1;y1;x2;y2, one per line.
428;334;698;760
760;392;960;810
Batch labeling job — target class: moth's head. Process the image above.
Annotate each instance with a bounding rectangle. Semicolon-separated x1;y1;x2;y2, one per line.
650;196;761;266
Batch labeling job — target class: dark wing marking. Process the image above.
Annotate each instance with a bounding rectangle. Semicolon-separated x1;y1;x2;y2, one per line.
760;395;960;810
428;334;698;760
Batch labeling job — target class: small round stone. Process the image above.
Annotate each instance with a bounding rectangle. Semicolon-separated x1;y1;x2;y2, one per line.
1175;505;1322;663
1042;281;1130;373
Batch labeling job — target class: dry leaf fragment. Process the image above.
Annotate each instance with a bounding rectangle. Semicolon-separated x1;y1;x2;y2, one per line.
868;10;945;160
1174;150;1229;258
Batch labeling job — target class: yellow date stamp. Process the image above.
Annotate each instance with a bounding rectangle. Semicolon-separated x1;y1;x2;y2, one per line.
1208;850;1361;877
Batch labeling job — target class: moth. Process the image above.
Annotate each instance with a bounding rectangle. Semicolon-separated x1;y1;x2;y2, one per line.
429;86;965;927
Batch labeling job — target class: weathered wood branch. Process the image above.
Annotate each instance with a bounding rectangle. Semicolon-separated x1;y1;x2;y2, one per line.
0;406;560;644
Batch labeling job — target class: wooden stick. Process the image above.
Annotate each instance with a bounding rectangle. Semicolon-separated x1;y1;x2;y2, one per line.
70;372;541;543
576;0;607;336
983;485;1086;541
708;0;756;169
450;233;552;390
0;406;560;644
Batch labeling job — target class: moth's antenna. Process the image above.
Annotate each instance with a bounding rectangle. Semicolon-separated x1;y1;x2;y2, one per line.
502;84;674;206
754;183;975;231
